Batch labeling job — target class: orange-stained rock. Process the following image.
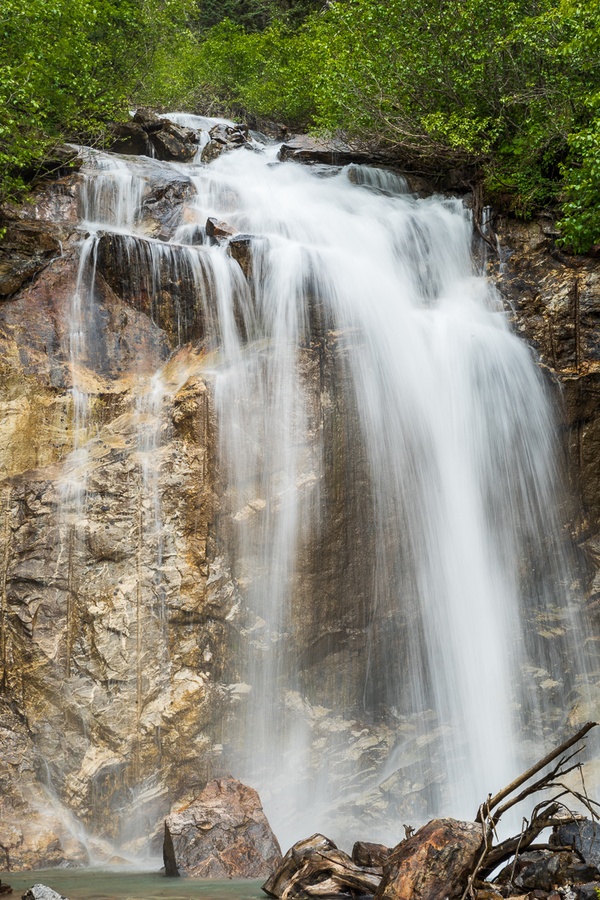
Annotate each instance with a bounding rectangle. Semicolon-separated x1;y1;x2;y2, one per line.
375;818;484;900
163;776;282;878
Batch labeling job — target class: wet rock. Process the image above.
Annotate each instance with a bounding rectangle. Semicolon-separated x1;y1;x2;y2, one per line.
556;820;600;871
576;882;600;900
375;818;484;900
278;135;376;167
489;219;600;531
108;121;150;156
496;851;586;892
201;124;251;163
94;231;206;347
206;217;237;240
149;121;199;163
108;110;199;161
228;235;253;278
0;221;63;296
132;108;164;132
21;886;67;900
163;776;282;878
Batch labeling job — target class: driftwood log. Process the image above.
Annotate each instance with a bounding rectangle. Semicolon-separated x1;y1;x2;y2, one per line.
263;722;600;900
263;834;382;898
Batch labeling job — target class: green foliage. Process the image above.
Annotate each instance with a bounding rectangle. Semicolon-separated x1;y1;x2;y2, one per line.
192;0;323;32
186;0;600;250
559;120;600;252
0;0;197;201
1;0;599;252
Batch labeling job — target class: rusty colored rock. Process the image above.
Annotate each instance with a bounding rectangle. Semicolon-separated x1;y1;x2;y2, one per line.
375;818;484;900
228;235;253;278
163;776;282;878
206;217;237;240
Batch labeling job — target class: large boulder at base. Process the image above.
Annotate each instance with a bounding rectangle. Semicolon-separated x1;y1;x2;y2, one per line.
374;818;484;900
163;776;282;878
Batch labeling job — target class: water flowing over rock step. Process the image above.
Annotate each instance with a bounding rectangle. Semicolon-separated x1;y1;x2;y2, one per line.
93;228;332;350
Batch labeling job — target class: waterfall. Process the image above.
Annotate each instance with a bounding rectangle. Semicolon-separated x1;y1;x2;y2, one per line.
57;121;590;855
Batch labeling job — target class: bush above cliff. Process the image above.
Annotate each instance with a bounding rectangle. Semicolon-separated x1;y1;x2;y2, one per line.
1;0;600;252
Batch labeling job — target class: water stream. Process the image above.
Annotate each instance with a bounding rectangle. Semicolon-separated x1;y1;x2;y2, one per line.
55;118;590;854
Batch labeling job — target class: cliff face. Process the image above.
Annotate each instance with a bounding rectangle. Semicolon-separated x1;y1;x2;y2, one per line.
488;219;600;586
0;171;239;867
491;219;600;536
0;147;599;870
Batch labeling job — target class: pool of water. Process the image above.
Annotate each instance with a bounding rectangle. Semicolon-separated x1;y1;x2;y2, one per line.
0;869;266;900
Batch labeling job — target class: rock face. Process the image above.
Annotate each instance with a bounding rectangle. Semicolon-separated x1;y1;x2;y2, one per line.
1;130;600;871
163;777;282;878
490;219;600;534
374;819;484;900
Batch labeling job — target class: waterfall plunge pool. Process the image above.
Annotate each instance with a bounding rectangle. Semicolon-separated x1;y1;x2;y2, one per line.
0;869;265;900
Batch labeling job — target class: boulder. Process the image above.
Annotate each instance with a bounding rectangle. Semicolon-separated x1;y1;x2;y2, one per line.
496;850;597;892
132;108;164;132
149;121;199;163
374;818;484;900
163;776;282;878
556;820;600;871
21;887;67;900
201;124;252;163
107;110;199;161
277;135;380;167
228;235;253;278
577;882;600;900
206;217;238;240
352;841;390;871
108;121;150;156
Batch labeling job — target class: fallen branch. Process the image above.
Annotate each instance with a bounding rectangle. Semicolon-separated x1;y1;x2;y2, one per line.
475;722;597;825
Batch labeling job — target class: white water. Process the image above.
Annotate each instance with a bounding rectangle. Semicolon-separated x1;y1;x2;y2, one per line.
66;123;590;853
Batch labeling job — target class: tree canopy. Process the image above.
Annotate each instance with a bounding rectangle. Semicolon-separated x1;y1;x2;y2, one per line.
1;0;600;251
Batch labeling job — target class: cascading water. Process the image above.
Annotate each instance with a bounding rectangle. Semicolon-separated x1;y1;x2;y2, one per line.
178;145;587;847
53;119;591;856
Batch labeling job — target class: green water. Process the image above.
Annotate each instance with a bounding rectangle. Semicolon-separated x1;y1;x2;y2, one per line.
0;870;266;900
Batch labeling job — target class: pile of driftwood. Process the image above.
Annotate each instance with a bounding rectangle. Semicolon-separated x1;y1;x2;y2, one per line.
263;722;600;900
